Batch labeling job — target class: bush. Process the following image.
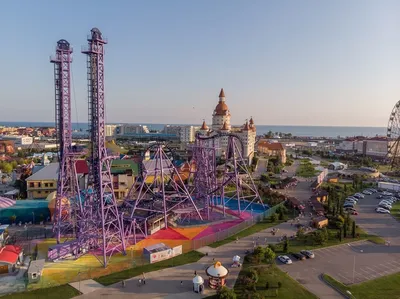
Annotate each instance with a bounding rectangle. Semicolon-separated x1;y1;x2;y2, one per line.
270;213;278;223
217;286;237;299
268;244;276;252
277;281;282;288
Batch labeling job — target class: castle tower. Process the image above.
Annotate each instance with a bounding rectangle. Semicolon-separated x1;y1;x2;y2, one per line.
212;88;231;131
199;120;209;135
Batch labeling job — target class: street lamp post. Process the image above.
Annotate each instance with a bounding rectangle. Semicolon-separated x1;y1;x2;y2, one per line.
32;212;35;224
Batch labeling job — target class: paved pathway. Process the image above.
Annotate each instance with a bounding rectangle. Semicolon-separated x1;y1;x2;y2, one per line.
72;220;303;299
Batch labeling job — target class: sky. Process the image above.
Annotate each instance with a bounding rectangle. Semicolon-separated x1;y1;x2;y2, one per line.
0;0;400;127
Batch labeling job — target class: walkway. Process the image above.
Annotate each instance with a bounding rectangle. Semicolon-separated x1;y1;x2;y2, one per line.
72;220;304;299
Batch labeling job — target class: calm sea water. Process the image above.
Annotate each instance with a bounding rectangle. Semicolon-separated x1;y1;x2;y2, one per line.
0;121;386;138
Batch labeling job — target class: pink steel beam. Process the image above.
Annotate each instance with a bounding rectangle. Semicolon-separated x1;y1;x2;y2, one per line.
82;28;126;267
50;40;82;243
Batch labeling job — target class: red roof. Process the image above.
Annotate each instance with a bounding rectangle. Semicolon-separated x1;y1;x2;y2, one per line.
0;245;22;264
258;141;284;150
75;160;89;174
219;88;225;98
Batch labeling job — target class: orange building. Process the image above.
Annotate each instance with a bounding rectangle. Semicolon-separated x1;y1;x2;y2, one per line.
257;141;286;164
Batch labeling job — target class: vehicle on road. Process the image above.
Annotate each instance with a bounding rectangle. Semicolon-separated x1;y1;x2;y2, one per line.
376;207;390;214
378;203;392;210
278;255;293;264
291;252;306;261
300;250;315;259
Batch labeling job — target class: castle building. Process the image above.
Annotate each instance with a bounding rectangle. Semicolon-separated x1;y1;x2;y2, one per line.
199;88;256;165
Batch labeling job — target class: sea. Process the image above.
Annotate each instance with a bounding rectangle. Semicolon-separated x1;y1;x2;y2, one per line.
0;121;386;138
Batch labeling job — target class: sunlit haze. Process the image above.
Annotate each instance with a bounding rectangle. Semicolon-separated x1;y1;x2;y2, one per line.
1;0;400;127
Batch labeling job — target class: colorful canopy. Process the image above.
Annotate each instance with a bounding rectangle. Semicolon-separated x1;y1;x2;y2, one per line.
0;197;16;209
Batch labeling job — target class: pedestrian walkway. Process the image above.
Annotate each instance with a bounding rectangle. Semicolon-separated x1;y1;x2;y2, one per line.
71;220;302;299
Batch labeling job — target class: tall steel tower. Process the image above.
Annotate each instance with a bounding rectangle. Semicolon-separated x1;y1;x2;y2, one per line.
82;28;126;267
50;40;81;243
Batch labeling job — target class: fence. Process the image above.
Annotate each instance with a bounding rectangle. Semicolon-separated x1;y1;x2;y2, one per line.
191;200;286;250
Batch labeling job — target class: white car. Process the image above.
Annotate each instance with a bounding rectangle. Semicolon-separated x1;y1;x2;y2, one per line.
376;207;390;214
354;193;365;199
378;203;392;210
347;197;358;202
380;200;394;205
300;250;315;259
382;191;393;196
362;190;372;195
278;255;293;264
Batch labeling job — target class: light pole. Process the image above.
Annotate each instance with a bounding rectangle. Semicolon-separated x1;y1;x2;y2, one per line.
346;290;356;299
352;255;356;284
32;212;35;225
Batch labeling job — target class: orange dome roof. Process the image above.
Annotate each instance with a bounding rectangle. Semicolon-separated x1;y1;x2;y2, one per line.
219;88;225;98
214;102;229;116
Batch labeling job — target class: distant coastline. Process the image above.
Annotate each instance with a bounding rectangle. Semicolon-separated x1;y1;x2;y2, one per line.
0;121;386;138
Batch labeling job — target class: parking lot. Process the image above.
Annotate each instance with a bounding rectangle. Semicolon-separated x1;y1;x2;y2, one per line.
278;189;400;297
280;239;400;286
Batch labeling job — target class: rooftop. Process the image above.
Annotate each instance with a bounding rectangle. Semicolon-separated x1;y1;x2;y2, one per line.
26;163;58;181
0;245;22;265
258;141;284;150
110;159;139;175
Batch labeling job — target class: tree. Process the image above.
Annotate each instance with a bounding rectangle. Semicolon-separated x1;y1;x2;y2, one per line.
313;229;328;245
270;213;278;223
217;286;237;299
343;223;347;238
1;162;13;174
278;209;285;220
253;246;265;264
283;239;289;253
352;221;356;238
338;227;343;242
264;247;276;264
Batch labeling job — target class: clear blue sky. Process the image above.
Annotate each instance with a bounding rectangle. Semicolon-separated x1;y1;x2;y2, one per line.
1;0;400;127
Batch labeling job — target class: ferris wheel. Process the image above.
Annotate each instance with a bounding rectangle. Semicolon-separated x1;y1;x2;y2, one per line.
387;100;400;169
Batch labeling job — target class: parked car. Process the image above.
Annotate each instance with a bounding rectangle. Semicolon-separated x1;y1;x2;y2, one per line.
300;250;315;259
376;194;383;199
380;200;394;205
345;199;357;204
376;207;390;214
369;188;378;193
354;193;365;199
278;255;293;264
362;190;373;195
347;196;359;201
344;204;355;209
382;191;393;196
291;252;306;261
344;207;356;212
378;203;392;210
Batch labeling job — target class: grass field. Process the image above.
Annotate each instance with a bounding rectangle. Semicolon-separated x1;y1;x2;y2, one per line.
1;285;80;299
273;226;384;255
235;263;318;299
296;161;318;178
322;272;400;299
391;201;400;221
95;250;204;286
209;219;285;248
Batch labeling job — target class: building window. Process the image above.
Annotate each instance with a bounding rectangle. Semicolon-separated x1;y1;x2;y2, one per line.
49;183;54;187
29;183;34;188
44;183;48;187
38;183;41;188
38;191;41;194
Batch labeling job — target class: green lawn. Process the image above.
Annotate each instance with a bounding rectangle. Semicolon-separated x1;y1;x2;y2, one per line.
322;273;400;299
391;201;400;221
235;263;318;299
275;226;384;254
94;250;204;286
296;162;318;178
209;219;286;248
1;285;80;299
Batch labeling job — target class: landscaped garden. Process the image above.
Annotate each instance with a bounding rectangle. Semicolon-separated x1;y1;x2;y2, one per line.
295;161;318;178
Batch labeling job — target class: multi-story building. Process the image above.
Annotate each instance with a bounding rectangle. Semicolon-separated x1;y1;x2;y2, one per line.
105;124;119;137
26;161;89;199
1;135;33;145
257;140;287;164
110;159;139;200
198;88;256;164
116;124;150;135
336;136;395;159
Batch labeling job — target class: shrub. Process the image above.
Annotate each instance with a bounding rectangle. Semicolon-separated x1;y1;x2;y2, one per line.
277;281;282;288
217;286;237;299
270;213;278;223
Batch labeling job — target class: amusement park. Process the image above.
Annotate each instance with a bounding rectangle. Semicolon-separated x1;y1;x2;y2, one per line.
0;27;278;295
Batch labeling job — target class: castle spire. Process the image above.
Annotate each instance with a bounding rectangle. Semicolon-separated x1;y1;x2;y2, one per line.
201;119;209;131
219;88;225;98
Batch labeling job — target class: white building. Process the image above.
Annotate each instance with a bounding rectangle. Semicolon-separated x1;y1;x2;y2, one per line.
105;124;119;137
179;126;198;143
117;124;150;135
199;88;256;164
336;137;392;159
1;135;33;145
